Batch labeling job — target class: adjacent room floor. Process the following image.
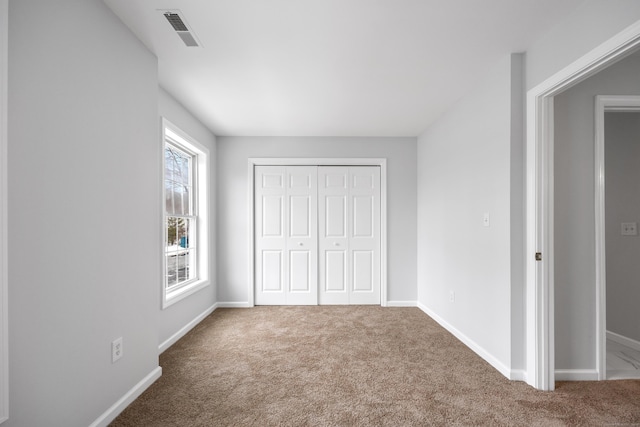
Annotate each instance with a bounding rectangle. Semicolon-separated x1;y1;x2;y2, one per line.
607;338;640;380
111;307;640;426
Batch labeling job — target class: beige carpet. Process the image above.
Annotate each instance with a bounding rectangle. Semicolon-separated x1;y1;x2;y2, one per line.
111;306;640;426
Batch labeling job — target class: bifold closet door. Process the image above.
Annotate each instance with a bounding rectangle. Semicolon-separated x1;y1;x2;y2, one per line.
318;166;381;305
255;166;318;305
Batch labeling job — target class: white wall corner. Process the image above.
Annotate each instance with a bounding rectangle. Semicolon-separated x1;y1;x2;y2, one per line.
417;302;512;381
159;303;218;354
88;367;162;427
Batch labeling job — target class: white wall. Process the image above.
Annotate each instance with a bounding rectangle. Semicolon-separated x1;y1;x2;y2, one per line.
526;0;640;90
7;1;160;425
216;137;417;305
554;53;640;370
158;88;217;348
604;112;640;343
417;54;525;376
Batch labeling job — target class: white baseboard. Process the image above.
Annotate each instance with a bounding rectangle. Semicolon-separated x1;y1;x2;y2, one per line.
217;301;253;308
159;303;218;354
386;300;417;307
555;369;598;381
417;302;512;380
89;366;162;427
509;369;527;382
607;330;640;352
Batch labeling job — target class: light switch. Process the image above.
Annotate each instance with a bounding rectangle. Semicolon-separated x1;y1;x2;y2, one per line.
621;222;637;236
483;213;490;227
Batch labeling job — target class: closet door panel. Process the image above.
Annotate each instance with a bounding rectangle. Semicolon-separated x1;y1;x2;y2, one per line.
255;166;287;304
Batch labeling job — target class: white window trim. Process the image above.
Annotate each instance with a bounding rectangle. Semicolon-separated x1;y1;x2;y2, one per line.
161;118;210;308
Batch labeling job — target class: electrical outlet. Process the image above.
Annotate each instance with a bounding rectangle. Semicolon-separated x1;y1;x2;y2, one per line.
449;290;455;303
112;337;123;363
621;222;637;236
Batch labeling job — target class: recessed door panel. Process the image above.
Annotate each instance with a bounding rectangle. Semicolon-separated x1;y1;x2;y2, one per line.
353;251;373;291
325;173;346;189
262;251;282;292
353;196;373;237
262;196;283;237
290;196;310;237
290;251;310;292
325;196;346;237
290;173;310;188
262;173;283;188
325;251;346;292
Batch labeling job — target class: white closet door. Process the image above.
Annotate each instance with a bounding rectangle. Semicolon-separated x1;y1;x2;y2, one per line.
319;166;380;305
255;166;318;305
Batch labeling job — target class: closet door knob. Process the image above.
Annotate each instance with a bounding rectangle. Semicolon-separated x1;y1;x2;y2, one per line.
333;242;339;246
298;242;303;246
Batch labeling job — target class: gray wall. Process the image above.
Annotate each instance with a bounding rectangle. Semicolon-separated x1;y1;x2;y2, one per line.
7;0;160;426
216;136;417;304
526;0;640;90
417;54;525;374
605;112;640;343
158;88;217;348
554;53;640;370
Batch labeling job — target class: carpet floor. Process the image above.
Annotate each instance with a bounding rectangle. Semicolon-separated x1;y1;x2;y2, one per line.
110;306;640;426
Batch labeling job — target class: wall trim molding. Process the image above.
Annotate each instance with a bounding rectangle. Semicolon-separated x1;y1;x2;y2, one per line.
554;369;598;381
158;303;218;354
386;301;417;307
607;330;640;352
88;367;162;427
417;302;513;380
217;301;253;308
247;158;388;307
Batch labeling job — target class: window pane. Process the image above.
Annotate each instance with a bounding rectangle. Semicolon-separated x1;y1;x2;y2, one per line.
166;253;178;287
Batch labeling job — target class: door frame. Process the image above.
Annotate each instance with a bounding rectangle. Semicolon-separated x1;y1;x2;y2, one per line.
0;0;8;422
594;95;640;380
248;158;388;307
526;21;640;390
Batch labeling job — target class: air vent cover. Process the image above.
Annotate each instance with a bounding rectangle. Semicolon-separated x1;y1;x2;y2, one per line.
164;13;188;32
161;10;201;47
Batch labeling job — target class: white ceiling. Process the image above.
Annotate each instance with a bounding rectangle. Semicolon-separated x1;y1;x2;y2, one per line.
103;0;585;137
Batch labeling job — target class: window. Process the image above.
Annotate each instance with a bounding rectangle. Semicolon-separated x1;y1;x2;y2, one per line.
162;119;210;307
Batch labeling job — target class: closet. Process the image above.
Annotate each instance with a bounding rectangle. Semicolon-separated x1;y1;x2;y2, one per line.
254;165;381;305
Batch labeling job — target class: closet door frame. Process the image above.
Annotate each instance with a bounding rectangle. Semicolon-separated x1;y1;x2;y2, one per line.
248;158;387;307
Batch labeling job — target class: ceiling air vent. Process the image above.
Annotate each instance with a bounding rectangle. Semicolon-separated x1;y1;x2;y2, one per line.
162;10;201;47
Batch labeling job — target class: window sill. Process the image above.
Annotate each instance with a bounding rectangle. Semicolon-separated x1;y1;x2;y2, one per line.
163;279;210;309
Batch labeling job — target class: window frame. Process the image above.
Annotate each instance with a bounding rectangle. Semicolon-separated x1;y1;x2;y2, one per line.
161;118;210;308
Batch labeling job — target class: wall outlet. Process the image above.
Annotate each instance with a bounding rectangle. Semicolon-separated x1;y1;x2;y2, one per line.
621;222;637;236
449;290;455;303
112;337;123;363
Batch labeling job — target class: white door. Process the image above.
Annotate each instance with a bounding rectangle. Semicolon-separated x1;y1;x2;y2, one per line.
318;166;381;304
255;166;318;305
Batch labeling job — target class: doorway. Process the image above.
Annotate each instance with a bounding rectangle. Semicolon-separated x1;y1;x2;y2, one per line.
527;24;640;390
595;97;640;380
248;158;388;307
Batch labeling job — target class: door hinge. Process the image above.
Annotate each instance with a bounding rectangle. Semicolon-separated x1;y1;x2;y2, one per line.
535;252;542;261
